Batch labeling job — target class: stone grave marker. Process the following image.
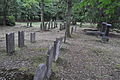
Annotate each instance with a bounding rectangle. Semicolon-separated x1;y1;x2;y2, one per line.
56;37;63;48
30;32;36;43
64;31;67;43
71;27;74;34
48;22;50;29
53;40;60;61
34;64;47;80
46;46;54;79
18;31;25;48
6;33;15;54
40;23;42;30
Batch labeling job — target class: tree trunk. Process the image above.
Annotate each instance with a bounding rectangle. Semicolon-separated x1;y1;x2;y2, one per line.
3;0;7;26
66;0;72;37
41;0;44;30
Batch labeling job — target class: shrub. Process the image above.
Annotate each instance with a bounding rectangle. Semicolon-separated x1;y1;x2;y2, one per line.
6;16;15;26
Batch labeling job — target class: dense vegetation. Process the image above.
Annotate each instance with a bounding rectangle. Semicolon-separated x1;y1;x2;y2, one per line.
0;0;120;35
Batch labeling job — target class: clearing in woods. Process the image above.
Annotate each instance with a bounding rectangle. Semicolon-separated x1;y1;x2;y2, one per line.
0;24;120;80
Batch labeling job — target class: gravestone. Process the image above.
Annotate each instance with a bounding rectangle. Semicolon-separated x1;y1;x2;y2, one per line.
34;64;47;80
71;27;74;34
105;23;112;36
44;23;47;30
27;22;29;27
51;21;53;29
56;37;63;48
46;46;54;79
30;32;36;43
40;23;42;30
30;22;32;27
48;22;50;29
64;31;67;43
75;26;77;32
55;22;57;28
18;31;25;48
101;22;107;33
53;40;60;61
6;33;15;54
59;24;62;30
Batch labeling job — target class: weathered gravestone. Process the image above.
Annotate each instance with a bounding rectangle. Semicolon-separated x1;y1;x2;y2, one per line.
40;23;42;30
30;32;36;43
18;31;25;48
55;22;57;28
56;37;63;48
74;26;77;32
6;33;15;54
34;64;47;80
59;24;62;30
48;22;50;29
64;31;67;43
71;27;74;34
102;23;112;42
51;21;53;29
46;46;54;79
44;23;48;31
53;40;60;61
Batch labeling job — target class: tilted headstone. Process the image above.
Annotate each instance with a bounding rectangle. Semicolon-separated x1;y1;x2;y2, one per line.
34;64;47;80
6;33;15;54
30;32;36;43
53;40;60;61
46;46;54;79
18;31;25;48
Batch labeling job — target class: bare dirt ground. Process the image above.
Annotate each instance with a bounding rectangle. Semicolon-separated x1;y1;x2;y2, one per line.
0;24;120;80
57;28;120;80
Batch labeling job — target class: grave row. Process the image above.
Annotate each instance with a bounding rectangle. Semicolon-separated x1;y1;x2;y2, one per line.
6;31;36;54
40;21;58;31
34;35;66;80
6;25;76;55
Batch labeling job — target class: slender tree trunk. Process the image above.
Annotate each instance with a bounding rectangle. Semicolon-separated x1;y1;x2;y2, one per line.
66;0;72;37
3;0;7;26
41;0;44;30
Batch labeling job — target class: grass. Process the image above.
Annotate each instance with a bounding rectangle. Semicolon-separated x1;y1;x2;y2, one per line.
31;54;47;67
16;22;41;27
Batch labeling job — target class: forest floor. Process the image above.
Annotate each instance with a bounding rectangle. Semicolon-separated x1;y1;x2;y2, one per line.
0;24;120;80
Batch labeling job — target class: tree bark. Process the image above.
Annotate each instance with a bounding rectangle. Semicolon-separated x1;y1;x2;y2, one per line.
41;0;44;30
66;0;72;37
3;0;7;26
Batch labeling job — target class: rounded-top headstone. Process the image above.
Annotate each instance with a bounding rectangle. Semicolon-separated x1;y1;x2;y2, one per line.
102;22;107;25
106;24;112;27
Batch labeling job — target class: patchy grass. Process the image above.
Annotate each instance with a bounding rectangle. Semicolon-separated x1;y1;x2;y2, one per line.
30;47;48;52
31;54;47;67
115;64;120;70
19;67;29;72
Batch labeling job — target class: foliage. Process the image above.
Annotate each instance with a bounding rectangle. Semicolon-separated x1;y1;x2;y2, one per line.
6;16;15;26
